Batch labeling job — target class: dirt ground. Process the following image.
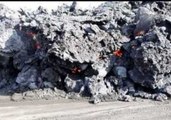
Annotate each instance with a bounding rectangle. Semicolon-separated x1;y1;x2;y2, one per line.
0;95;171;120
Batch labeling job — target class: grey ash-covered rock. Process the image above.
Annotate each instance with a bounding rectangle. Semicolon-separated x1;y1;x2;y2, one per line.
0;1;171;103
129;26;171;93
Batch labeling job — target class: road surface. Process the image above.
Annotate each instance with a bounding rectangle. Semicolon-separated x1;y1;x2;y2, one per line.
0;96;171;120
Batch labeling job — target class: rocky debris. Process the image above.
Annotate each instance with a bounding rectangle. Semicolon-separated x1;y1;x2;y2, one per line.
69;1;77;12
0;1;171;104
134;7;155;36
129;26;171;92
134;91;168;102
41;67;61;87
15;65;38;90
22;88;67;100
11;93;23;101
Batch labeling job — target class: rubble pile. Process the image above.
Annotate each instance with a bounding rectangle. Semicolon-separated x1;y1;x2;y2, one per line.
0;1;171;103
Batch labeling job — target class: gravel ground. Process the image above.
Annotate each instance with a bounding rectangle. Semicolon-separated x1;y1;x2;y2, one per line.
0;96;171;120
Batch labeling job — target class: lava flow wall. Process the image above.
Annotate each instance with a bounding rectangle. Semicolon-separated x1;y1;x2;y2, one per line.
1;1;171;103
